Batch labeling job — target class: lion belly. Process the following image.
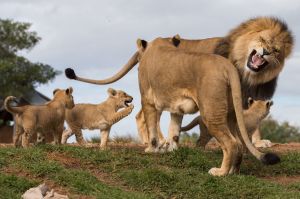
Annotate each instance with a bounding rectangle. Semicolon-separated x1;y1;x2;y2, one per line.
165;98;198;115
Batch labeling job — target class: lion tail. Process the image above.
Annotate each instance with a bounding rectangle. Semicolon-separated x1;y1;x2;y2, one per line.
227;64;280;165
181;116;200;131
4;96;24;114
65;51;139;85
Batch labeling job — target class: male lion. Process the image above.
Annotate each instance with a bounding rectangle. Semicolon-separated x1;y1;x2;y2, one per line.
4;87;75;148
61;88;134;149
65;17;293;148
181;98;273;148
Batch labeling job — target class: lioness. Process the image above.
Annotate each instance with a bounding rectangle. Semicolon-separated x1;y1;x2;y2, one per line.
62;88;134;149
65;17;293;148
181;98;273;148
4;87;74;148
136;37;278;176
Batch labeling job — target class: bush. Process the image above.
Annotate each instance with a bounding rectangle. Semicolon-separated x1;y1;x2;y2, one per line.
260;116;300;143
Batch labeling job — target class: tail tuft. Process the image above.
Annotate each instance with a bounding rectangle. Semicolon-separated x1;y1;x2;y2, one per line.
261;152;280;165
65;68;77;79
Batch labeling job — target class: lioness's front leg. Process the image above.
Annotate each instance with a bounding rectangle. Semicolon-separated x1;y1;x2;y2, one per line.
165;113;183;152
203;108;242;176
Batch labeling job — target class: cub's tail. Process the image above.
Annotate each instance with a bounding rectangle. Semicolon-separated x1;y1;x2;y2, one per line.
4;96;24;114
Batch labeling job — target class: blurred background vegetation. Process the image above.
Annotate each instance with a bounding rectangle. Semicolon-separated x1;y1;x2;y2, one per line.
0;19;60;100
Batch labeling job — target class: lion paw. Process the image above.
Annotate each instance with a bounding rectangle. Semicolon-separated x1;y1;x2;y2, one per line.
100;146;110;150
253;139;272;148
167;141;178;152
208;167;227;176
145;146;160;153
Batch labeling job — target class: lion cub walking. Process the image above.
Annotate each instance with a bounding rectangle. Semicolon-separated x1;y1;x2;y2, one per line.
181;98;273;148
4;87;75;148
62;88;134;149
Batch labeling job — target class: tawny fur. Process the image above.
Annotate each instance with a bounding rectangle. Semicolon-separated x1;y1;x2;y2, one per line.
62;88;134;149
4;87;75;148
135;37;278;176
135;17;293;147
181;98;273;148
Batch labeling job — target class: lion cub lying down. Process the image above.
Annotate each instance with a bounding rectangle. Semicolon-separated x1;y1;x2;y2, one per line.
62;88;134;149
181;98;273;148
4;87;75;148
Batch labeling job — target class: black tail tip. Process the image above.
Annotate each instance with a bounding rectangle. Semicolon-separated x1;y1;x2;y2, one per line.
65;68;76;79
261;153;280;165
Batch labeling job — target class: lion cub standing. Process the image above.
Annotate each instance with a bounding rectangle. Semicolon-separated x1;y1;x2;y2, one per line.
4;87;75;148
62;88;134;149
181;98;273;148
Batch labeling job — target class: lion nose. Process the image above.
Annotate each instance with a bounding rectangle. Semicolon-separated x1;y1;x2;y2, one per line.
262;48;270;56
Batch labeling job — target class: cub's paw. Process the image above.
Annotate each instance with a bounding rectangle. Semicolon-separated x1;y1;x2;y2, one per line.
208;167;228;176
253;139;272;148
128;104;134;111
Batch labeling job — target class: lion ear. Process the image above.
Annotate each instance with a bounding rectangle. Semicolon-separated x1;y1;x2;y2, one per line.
266;100;273;108
137;39;147;51
65;87;73;95
172;34;181;47
107;88;117;97
53;89;60;96
248;97;254;107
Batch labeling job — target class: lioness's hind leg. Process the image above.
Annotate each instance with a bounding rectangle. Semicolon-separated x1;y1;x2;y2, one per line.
165;113;183;152
204;120;240;176
196;118;212;148
136;110;150;145
142;101;159;153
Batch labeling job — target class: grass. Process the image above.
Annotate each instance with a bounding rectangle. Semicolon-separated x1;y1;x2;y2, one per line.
0;144;299;198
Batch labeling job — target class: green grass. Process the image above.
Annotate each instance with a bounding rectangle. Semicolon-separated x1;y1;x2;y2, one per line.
0;174;37;199
0;145;299;198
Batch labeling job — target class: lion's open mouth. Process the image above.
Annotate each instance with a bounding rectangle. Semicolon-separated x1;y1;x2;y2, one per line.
247;50;268;72
124;99;133;107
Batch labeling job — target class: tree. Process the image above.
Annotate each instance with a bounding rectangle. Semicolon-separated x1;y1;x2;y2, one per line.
260;116;300;143
0;19;60;100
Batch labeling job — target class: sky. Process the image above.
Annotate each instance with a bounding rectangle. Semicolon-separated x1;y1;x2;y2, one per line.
1;0;300;142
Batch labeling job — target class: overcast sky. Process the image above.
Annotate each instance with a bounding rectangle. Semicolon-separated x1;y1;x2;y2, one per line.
1;0;299;141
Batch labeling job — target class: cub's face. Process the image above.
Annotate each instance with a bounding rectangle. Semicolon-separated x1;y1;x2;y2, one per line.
247;98;273;119
53;87;75;109
107;88;133;109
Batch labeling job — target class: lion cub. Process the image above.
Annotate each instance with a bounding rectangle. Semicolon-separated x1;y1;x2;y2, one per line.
4;87;75;148
181;98;273;148
62;88;134;149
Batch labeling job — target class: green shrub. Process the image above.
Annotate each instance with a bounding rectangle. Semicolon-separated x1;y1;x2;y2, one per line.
260;116;300;143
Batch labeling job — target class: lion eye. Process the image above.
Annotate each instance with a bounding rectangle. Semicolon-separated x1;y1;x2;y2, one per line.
273;48;280;53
